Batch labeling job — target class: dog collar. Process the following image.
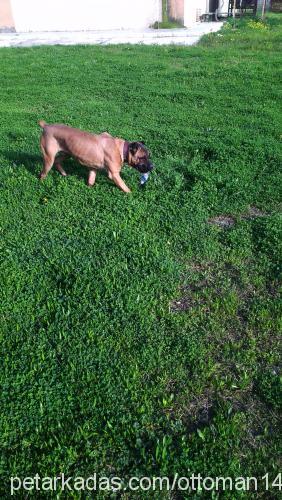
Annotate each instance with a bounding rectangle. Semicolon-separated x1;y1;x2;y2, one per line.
123;141;130;163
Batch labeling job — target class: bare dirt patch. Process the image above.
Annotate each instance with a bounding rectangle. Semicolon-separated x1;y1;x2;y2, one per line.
207;215;235;228
170;279;211;313
241;206;268;220
207;206;269;229
170;261;239;313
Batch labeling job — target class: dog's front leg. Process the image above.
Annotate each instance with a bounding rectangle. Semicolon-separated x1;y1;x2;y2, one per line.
111;172;131;193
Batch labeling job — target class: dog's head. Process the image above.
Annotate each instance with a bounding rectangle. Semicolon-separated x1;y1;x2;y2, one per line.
127;142;154;174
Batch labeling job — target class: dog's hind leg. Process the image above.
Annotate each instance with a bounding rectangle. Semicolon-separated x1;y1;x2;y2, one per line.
39;150;55;180
87;169;97;187
39;136;57;180
54;153;68;177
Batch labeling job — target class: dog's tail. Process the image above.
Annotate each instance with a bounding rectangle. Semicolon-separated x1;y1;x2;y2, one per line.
38;120;47;129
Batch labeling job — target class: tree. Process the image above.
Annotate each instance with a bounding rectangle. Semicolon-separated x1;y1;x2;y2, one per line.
233;0;237;28
261;0;267;20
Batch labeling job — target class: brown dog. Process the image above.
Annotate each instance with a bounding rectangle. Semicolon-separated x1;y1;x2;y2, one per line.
38;121;154;193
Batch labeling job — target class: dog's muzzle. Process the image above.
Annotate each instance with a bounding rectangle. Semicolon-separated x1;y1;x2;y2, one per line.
136;162;154;174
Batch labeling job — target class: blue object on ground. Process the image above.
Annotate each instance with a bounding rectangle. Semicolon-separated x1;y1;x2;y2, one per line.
140;172;150;185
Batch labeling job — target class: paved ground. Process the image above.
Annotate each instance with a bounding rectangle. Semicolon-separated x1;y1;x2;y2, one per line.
0;22;223;48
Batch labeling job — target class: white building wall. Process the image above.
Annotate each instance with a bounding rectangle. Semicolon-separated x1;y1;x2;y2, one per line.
217;0;229;16
184;0;208;26
10;0;162;32
183;0;229;26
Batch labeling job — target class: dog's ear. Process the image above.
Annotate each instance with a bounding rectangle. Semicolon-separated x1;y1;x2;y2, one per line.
129;142;140;155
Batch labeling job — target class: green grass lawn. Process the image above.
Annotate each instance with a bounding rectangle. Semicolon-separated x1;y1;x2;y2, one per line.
0;14;281;498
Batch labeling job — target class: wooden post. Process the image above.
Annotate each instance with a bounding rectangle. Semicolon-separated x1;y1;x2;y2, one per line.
261;0;267;20
233;0;237;28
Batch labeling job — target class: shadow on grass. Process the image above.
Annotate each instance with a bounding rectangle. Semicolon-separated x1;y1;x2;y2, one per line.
1;150;41;173
2;150;146;191
2;150;95;184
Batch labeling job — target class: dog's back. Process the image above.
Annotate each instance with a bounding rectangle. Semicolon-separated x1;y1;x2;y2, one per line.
38;121;124;175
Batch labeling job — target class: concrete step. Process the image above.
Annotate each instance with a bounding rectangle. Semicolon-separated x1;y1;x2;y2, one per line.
0;22;223;48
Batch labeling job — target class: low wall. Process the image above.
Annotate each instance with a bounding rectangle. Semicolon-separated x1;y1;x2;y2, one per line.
271;0;282;12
